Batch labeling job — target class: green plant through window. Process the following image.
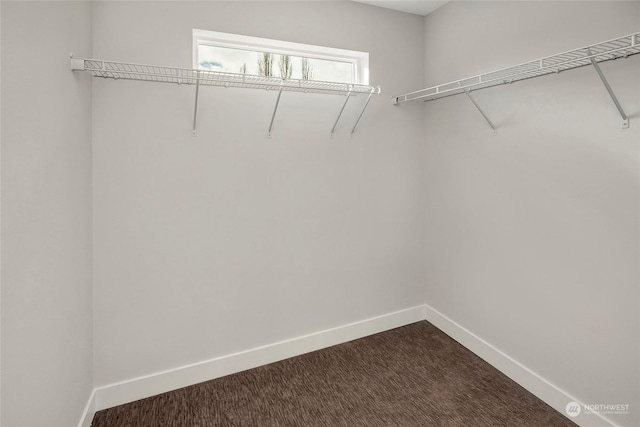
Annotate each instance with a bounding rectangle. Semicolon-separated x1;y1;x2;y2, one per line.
301;58;313;80
257;52;273;77
278;54;293;79
251;52;313;80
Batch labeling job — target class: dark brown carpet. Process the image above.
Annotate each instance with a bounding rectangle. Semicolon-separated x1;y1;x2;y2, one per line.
92;321;576;427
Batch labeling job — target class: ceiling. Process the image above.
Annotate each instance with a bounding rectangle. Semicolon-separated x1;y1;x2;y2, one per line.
353;1;449;16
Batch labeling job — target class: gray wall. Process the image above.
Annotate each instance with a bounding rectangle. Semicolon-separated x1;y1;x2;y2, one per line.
423;2;639;426
91;1;426;387
3;2;637;426
1;1;93;426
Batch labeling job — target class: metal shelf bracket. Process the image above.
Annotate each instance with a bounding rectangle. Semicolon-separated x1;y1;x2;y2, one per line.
462;86;497;135
351;87;377;137
331;89;352;137
268;81;284;138
586;48;629;129
192;71;201;136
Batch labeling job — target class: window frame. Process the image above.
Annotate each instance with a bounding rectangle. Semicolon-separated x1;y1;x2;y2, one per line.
192;29;369;85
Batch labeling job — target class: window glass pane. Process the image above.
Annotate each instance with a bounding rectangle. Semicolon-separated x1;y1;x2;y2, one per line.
198;45;260;74
197;44;354;83
303;57;353;83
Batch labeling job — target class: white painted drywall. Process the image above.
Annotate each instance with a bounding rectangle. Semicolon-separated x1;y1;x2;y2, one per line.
423;2;639;427
1;1;93;426
91;1;426;387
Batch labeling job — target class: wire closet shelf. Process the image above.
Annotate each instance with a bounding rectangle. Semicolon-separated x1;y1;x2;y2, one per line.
72;58;380;96
71;57;380;136
393;32;640;104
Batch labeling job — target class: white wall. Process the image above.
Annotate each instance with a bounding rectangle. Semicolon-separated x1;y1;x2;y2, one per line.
423;2;639;427
91;1;426;387
1;1;93;426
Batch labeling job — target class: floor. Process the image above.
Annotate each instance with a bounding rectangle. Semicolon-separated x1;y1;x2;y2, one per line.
92;321;576;426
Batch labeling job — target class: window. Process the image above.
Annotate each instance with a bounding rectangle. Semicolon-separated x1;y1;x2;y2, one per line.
193;29;369;85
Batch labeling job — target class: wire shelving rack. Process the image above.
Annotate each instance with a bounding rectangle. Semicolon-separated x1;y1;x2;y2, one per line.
71;58;381;136
393;32;640;133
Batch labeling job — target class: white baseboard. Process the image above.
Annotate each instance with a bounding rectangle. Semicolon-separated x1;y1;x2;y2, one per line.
78;303;620;427
423;304;618;427
91;305;426;414
78;388;96;427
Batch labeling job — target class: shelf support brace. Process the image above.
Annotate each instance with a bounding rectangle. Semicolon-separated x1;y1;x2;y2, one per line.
587;48;629;129
351;87;376;136
70;56;86;71
192;71;200;136
462;86;497;135
331;89;352;137
268;81;284;137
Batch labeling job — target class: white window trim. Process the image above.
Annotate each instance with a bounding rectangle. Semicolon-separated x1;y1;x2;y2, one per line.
193;29;369;85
